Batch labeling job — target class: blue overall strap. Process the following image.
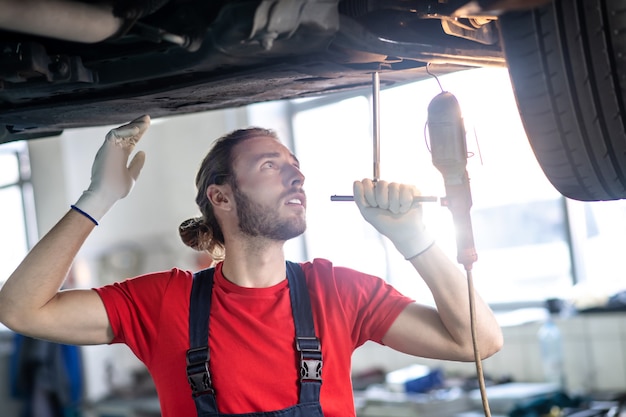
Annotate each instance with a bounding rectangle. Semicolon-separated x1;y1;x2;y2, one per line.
186;268;218;415
286;261;323;404
186;263;322;416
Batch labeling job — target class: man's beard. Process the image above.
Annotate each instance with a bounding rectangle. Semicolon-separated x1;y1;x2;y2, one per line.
234;186;306;241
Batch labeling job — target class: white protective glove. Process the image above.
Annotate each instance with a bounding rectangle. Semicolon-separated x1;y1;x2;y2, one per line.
353;179;435;260
73;115;151;223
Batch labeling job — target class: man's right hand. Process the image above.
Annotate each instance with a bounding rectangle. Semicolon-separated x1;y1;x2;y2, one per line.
73;115;151;222
353;179;435;260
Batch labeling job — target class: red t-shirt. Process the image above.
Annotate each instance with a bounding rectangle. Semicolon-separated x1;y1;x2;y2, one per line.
94;258;413;417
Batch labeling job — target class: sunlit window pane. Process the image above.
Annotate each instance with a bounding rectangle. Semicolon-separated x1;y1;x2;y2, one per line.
0;152;19;186
574;200;626;302
0;141;31;288
293;96;386;274
0;186;28;284
291;67;575;305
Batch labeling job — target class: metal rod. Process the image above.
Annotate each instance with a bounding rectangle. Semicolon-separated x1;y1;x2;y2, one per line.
332;72;438;206
372;72;381;182
330;195;438;203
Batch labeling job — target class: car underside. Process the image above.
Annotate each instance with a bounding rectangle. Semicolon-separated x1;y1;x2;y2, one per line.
1;0;625;202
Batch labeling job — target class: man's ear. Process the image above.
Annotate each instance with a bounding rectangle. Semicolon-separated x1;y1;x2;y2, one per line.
207;184;232;210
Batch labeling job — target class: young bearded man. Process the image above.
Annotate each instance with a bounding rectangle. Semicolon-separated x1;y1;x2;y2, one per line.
0;115;503;417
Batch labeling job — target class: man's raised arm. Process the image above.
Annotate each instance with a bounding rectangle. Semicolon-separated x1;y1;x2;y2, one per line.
0;115;150;345
353;178;503;362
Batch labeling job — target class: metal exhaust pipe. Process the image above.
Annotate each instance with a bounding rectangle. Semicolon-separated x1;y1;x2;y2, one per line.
0;0;125;43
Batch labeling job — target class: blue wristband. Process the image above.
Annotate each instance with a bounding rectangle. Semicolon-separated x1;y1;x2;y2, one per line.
70;205;99;226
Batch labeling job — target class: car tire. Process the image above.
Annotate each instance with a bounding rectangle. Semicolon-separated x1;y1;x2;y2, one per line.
498;0;626;201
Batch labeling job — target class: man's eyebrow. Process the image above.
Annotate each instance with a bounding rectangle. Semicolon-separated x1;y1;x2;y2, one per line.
253;152;281;163
253;151;300;166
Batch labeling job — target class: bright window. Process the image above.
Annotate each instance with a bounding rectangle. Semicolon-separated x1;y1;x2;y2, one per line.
0;141;34;287
288;67;626;306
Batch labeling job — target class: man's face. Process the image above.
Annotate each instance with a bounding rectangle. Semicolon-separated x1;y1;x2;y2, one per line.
230;136;306;241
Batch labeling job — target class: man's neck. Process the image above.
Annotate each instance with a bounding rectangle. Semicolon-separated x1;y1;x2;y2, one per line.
220;237;287;288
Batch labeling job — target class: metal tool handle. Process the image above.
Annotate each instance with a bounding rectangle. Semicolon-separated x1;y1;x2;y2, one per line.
330;195;438;203
372;71;381;182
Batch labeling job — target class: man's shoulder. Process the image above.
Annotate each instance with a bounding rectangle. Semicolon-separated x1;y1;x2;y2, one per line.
299;258;334;277
98;268;194;295
134;267;194;284
299;258;378;287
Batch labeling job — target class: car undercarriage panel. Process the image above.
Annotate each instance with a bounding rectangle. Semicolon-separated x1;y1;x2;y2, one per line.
0;0;505;142
0;59;475;141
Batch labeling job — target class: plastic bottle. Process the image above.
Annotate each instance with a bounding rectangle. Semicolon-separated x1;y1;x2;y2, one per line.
537;314;565;390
